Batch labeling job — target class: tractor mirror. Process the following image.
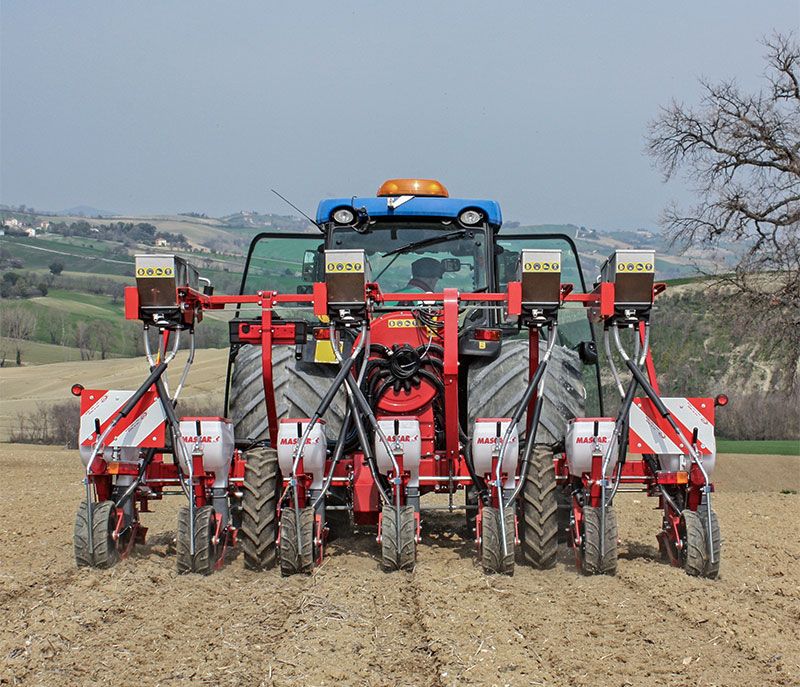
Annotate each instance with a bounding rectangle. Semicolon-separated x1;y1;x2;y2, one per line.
441;258;461;273
301;250;316;281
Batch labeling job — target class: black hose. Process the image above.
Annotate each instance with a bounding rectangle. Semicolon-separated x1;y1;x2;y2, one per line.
624;359;667;417
120;362;168;418
115;447;157;510
313;408;353;510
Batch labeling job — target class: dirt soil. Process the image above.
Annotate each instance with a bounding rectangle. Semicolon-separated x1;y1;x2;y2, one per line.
1;445;798;687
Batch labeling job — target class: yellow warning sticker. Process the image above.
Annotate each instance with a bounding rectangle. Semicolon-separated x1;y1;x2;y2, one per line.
325;261;364;273
616;261;654;274
387;319;416;329
136;266;174;278
523;261;560;273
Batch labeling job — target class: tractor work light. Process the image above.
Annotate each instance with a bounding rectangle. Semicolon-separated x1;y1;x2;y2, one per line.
324;248;369;318
458;209;483;226
518;248;562;319
377;178;449;198
332;207;356;225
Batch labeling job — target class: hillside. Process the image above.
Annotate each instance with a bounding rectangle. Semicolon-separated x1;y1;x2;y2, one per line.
2;205;789;439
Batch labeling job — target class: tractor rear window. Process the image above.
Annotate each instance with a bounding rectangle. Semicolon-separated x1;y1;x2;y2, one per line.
331;222;489;294
239;233;324;321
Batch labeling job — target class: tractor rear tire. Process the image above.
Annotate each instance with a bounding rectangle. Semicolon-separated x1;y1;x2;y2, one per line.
467;338;585;446
580;505;618;576
681;509;721;579
229;345;346;444
176;505;220;575
241;447;280;571
74;500;120;569
518;446;559;569
381;504;416;572
280;506;315;576
481;506;515;575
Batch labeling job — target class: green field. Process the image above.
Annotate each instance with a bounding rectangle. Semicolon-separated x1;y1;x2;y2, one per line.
0;337;85;364
717;439;800;456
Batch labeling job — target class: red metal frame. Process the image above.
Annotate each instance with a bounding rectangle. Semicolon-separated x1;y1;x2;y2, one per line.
120;270;704;565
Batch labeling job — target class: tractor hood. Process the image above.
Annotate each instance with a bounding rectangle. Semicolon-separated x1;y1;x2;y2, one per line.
316;196;502;227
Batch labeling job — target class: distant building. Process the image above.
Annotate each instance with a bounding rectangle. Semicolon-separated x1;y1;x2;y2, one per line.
24;227;36;237
155;238;169;247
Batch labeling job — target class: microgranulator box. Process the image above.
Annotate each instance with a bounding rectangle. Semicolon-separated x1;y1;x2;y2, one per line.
599;249;655;309
135;254;198;314
518;249;562;313
324;249;369;314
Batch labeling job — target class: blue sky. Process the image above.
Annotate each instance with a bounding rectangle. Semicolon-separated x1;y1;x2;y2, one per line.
1;2;798;228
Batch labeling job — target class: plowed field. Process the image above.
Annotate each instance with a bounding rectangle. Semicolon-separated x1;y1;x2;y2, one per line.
1;445;798;686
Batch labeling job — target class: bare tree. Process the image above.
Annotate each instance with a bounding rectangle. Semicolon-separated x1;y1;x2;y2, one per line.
647;32;800;390
75;321;95;361
93;320;114;360
44;311;68;346
2;307;38;365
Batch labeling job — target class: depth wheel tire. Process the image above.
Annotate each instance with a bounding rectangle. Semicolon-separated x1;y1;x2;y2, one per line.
681;510;706;577
176;506;192;574
518;446;558;569
467;339;585;446
74;500;120;569
381;505;416;572
481;506;515;576
192;506;219;576
580;506;618;575
176;505;220;575
280;507;314;576
241;447;280;571
703;509;722;579
681;509;721;579
229;345;346;443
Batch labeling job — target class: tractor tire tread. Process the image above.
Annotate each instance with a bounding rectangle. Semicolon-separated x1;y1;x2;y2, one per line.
467;339;586;446
241;448;280;571
519;446;559;569
230;345;346;443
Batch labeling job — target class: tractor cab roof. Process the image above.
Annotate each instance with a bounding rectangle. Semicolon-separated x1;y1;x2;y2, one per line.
316;179;502;227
